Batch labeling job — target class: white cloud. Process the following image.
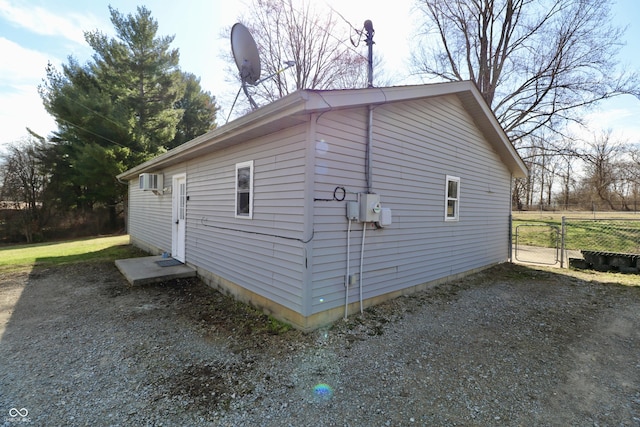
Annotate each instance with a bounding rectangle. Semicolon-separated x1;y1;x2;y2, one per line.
0;39;57;145
0;37;53;83
0;0;101;45
0;85;55;145
582;97;640;143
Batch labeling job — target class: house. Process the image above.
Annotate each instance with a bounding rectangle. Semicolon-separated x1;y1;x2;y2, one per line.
116;81;527;331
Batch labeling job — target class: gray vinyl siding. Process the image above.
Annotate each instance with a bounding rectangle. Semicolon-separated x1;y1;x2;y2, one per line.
310;108;368;312
128;165;186;254
183;125;309;313
310;95;512;314
127;90;516;322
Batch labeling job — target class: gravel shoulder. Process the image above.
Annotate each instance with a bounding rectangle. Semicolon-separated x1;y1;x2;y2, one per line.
1;262;639;426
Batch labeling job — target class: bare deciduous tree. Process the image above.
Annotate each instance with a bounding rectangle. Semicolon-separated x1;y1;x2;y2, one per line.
513;130;577;209
0;136;50;242
556;154;578;209
413;0;640;142
581;130;624;209
232;0;369;108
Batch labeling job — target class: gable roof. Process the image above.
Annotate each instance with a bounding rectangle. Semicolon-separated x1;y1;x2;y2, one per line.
118;81;527;180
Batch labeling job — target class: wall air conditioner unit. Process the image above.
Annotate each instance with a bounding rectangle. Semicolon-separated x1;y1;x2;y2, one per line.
139;173;163;192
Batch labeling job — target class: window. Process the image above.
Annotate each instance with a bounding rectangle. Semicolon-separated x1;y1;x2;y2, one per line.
178;182;186;220
445;175;460;221
235;161;254;218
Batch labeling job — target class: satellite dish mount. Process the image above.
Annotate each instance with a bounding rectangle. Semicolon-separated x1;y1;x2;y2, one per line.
227;23;296;123
231;23;261;111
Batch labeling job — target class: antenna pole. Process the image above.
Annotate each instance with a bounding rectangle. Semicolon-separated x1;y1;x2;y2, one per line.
364;20;375;88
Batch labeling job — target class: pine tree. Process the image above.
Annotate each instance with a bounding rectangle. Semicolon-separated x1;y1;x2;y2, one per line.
39;6;217;229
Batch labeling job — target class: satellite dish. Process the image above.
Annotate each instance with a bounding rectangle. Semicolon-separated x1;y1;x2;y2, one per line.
231;23;261;85
226;23;296;122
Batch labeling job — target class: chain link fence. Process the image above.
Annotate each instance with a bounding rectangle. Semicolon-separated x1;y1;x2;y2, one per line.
561;218;640;273
511;216;640;273
514;202;640;214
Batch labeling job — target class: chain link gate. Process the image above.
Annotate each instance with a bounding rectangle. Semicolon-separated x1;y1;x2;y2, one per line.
514;224;560;265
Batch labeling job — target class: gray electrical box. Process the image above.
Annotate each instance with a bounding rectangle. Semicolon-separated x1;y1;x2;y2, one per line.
360;193;381;222
346;201;359;221
379;207;392;227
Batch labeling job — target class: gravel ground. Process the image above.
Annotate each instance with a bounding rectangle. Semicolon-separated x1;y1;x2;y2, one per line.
1;261;639;426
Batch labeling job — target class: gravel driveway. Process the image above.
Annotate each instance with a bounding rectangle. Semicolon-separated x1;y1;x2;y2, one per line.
1;261;639;426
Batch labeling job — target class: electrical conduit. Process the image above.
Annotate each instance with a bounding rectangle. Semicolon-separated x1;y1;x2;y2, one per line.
344;218;352;319
345;102;374;318
359;221;366;314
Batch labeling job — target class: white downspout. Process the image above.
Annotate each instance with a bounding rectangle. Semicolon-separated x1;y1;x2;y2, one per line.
359;221;367;314
366;105;373;193
358;105;374;314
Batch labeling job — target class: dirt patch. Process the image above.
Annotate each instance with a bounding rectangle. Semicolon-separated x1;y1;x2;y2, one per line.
1;262;639;426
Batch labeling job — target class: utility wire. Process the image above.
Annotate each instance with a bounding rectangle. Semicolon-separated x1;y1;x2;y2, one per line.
50;93;147;154
200;217;314;243
264;1;369;62
55;116;129;149
63;95;127;130
313;3;368;60
325;3;366;48
225;3;370;119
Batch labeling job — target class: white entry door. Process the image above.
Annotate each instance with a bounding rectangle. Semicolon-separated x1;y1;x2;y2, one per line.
171;173;187;262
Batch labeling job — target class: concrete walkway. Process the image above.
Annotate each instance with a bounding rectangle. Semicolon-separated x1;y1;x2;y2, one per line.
115;256;196;286
512;245;582;268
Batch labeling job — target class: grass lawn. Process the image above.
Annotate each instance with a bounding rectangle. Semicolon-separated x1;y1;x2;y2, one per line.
0;235;146;273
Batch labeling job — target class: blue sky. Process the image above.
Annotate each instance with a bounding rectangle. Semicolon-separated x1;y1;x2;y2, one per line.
1;0;639;147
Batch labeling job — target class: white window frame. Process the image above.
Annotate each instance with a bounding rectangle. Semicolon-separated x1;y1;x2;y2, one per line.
445;175;460;221
235;160;254;219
